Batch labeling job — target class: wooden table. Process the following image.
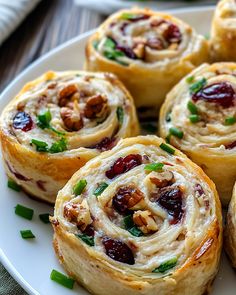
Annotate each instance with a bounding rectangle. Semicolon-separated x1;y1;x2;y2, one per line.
0;0;104;92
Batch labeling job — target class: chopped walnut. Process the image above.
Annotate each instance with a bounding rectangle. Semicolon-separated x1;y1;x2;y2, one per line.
63;199;92;231
60;106;83;131
133;43;145;59
149;170;174;188
58;84;78;107
133;210;159;234
84;94;108;119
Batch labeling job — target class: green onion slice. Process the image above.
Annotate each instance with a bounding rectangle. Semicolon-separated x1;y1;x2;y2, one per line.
169;127;184;139
20;230;35;239
189;78;207;94
31;139;48;152
8;179;21;192
189;114;200;123
15;204;34;220
123;215;143;237
160;143;175;155
76;234;95;246
39;213;51;224
73;179;87;196
94;182;108;197
187;101;198;114
186;76;195;84
116;107;124;125
225;116;236;125
49;138;67;153
50;269;75;289
152;257;178;273
144;163;164;172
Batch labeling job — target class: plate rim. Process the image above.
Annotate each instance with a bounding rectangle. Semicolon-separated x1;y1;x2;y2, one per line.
0;5;215;295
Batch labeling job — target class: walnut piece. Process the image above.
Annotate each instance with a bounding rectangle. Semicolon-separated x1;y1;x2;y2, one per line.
60;106;83;131
133;210;159;234
84;94;108;119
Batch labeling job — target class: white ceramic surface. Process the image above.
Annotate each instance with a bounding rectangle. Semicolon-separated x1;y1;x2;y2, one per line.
0;6;235;295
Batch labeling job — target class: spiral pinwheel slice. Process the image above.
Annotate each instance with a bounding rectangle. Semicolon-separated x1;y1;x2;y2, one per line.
85;8;209;111
159;62;236;205
210;0;236;61
52;135;222;295
225;182;236;268
0;71;139;203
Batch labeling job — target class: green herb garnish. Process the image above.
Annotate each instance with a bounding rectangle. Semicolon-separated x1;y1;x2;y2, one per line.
187;100;198;114
124;215;143;237
116;107;124;125
225;116;236;125
48;138;67;153
39;213;51;224
189;114;200;123
31;139;48;152
120;13;141;20
103;37;125;61
8;179;21;192
15;204;34;220
76;234;94;246
160;143;175;155
20;230;35;239
94;182;108;197
144;163;164;172
152;257;178;273
189;78;207;94
37;110;65;136
186;76;195;84
169;127;184;139
73;179;87;196
50;269;75;289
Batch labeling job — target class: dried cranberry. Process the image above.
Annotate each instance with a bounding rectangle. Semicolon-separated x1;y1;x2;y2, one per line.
83;224;95;237
225;141;236;149
120;22;129;34
90;137;116;152
126;14;150;22
155;186;183;224
105;154;142;179
192;82;236;108
36;180;46;192
6;162;31;181
112;186;143;215
13;111;34;132
116;45;137;59
194;184;204;196
163;23;182;44
102;237;135;265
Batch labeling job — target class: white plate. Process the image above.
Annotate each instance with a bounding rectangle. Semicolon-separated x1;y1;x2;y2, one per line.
0;6;235;295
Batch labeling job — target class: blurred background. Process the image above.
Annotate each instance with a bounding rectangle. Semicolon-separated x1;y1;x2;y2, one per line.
0;0;217;294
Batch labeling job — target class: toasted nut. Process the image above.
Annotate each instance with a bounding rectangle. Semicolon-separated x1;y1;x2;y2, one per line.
133;43;145;59
58;84;78;107
168;43;178;50
149;170;174;188
63;199;92;231
60;107;83;131
146;37;164;50
84;94;108;119
133;210;159;234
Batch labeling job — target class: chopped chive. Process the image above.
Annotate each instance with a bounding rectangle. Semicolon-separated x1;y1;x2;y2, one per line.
15;204;34;220
120;13;139;20
8;179;21;192
169;127;184;139
144;163;164;172
165;112;171;122
31;139;48;152
189;114;200;123
165;134;171;144
189;78;207;94
103;37;125;61
48;126;65;136
50;269;75;289
123;215;143;237
73;179;87;196
152;257;178;273
187;101;198;114
76;234;94;246
94;182;108;196
20;230;35;239
37;110;65;136
141;122;157;133
39;213;50;224
160;143;175;155
116;107;124;125
186;76;195;84
49;137;67;153
225;116;236;125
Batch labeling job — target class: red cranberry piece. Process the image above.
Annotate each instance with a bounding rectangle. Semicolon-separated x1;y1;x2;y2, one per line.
36;180;46;192
155;186;183;225
225;141;236;149
82;224;95;237
112;186;143;215
163;23;182;44
192;82;236;108
102;237;135;265
105;154;142;179
13;111;34;132
116;45;137;59
90;137;116;152
194;184;204;196
6;162;31;181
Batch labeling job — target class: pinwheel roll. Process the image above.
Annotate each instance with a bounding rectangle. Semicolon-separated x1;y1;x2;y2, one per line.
52;135;222;295
210;0;236;61
0;71;139;203
159;62;236;206
85;8;209;110
225;182;236;267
